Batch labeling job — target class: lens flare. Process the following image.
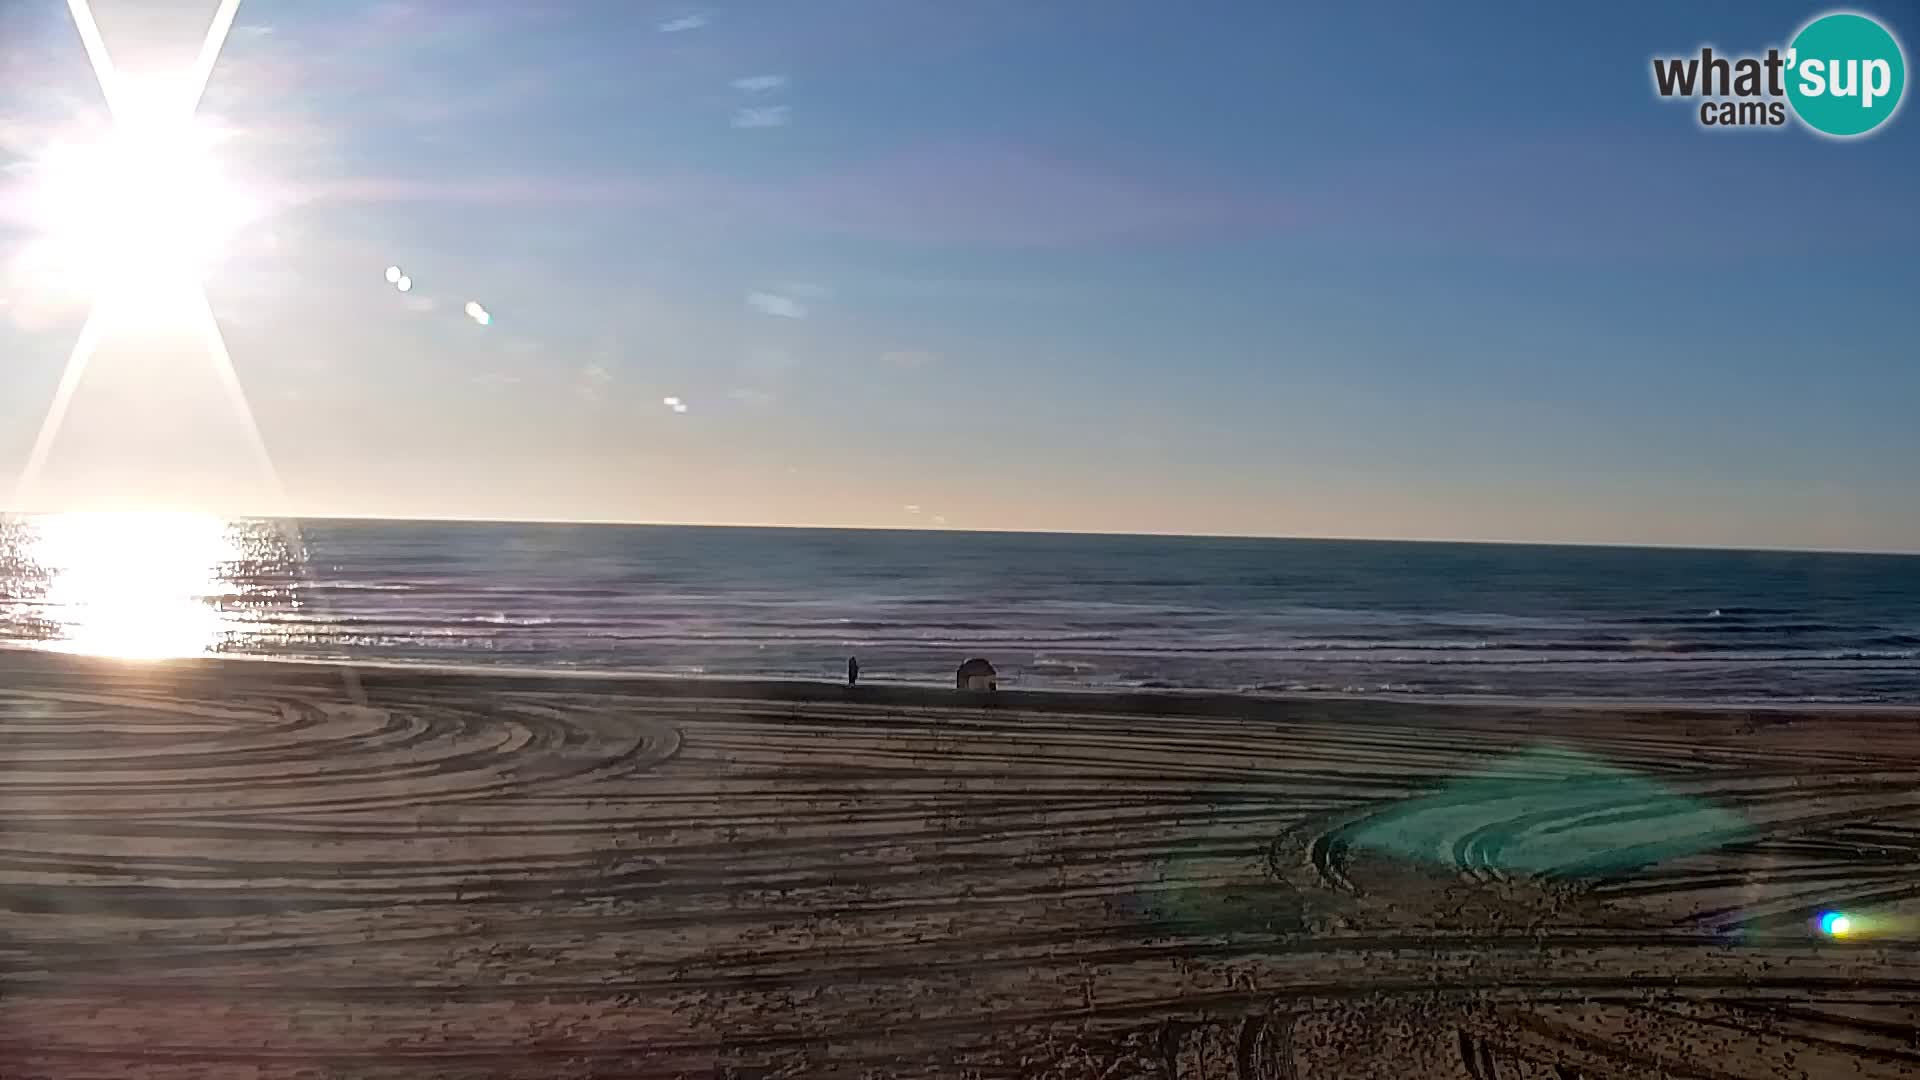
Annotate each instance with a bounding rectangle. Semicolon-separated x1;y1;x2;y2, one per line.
22;100;254;303
13;0;269;510
1818;911;1855;938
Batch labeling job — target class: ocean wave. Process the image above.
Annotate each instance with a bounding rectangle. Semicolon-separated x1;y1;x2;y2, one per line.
1620;606;1801;623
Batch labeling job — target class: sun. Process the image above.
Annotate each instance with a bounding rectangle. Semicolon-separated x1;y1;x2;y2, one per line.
20;82;255;313
20;0;256;316
8;0;277;510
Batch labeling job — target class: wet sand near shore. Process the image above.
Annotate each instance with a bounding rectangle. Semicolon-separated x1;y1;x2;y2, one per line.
3;649;1920;1078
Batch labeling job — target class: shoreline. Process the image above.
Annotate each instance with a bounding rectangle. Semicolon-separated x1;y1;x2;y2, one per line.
6;643;1919;720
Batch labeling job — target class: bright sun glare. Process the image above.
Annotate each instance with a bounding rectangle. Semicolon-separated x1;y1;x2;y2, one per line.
23;85;252;309
11;0;276;513
16;512;241;660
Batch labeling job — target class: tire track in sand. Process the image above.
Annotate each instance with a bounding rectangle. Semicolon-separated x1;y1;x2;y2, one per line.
4;657;1920;1077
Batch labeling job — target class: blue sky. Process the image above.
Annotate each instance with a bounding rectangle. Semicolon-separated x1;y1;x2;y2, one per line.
0;0;1916;549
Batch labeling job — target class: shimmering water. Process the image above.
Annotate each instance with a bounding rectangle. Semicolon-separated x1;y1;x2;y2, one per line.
4;514;1920;701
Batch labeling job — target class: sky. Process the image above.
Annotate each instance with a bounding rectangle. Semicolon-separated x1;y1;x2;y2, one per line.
0;0;1916;549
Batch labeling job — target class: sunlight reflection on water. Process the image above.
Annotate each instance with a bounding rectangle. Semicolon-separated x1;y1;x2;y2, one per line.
0;513;295;660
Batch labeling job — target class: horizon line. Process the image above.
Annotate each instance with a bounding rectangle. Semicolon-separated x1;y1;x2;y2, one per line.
2;507;1916;559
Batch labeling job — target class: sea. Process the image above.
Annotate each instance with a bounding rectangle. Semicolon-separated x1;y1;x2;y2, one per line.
3;515;1920;703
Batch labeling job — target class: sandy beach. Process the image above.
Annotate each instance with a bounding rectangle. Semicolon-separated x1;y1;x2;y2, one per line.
3;648;1919;1078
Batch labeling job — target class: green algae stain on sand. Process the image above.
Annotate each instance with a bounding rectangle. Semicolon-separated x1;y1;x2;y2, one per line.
1341;745;1754;881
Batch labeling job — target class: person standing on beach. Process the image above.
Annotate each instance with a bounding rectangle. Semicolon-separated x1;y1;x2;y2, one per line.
847;656;860;687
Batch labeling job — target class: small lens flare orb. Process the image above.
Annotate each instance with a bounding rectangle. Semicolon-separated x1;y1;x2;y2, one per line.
385;266;402;284
1819;911;1855;938
464;301;492;326
396;275;412;293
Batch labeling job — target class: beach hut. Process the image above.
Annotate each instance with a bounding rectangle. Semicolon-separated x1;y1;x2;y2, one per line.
955;657;998;691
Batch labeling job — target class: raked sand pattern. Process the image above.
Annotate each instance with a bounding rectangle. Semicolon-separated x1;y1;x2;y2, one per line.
3;652;1920;1077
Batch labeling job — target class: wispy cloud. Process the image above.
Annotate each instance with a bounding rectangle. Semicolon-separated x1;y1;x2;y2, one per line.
475;372;522;390
882;349;938;370
575;362;613;402
744;347;797;375
732;105;791;129
902;504;950;527
289;174;685;208
780;281;831;300
732;75;788;93
295;140;1293;251
659;13;707;32
731;346;797;410
774;141;1291;247
747;291;807;319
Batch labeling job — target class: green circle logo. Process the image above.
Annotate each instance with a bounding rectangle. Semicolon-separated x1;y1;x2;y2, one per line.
1786;12;1907;137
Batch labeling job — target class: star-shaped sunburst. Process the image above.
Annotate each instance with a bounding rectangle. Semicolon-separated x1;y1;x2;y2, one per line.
13;0;274;506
